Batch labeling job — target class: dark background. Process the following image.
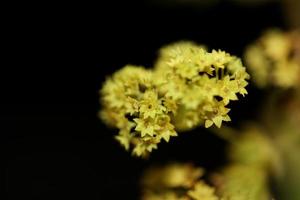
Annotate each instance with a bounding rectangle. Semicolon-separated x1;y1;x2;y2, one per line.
2;1;285;199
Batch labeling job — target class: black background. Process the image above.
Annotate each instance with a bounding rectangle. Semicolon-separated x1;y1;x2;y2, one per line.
2;1;285;199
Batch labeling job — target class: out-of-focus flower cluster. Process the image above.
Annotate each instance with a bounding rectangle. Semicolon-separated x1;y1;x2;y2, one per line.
141;163;220;200
243;29;300;199
139;125;279;200
99;42;250;157
245;29;300;88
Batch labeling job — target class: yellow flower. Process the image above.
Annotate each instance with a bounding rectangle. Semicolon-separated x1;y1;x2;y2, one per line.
132;141;158;157
163;97;178;114
217;76;239;105
134;118;158;137
203;101;231;128
210;50;232;69
155;115;178;142
140;90;166;118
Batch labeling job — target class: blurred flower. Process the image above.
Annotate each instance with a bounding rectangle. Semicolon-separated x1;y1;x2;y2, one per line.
141;163;219;200
142;163;203;189
245;29;300;88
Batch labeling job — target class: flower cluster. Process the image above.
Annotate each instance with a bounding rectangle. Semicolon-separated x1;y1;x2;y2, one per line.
99;41;250;157
141;163;219;200
245;29;300;88
100;66;177;157
155;41;250;130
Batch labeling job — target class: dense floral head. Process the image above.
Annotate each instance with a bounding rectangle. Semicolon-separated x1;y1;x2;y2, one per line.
244;29;300;88
155;41;250;130
100;42;250;157
100;65;177;157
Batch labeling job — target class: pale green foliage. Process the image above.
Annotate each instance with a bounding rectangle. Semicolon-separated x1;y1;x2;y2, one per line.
211;125;281;200
228;125;282;174
214;164;270;200
99;41;249;157
245;29;300;88
264;91;300;199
